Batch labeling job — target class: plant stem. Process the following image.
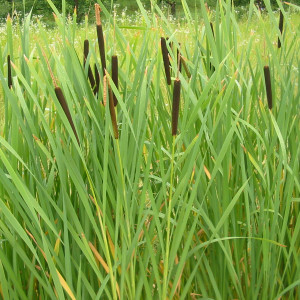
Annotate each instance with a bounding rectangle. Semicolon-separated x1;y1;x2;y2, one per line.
162;135;176;299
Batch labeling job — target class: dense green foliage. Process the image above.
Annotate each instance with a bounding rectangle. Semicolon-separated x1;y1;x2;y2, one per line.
0;0;299;299
1;0;300;19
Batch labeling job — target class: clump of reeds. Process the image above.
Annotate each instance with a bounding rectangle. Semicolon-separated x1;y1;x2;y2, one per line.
95;4;106;76
83;39;97;94
111;55;119;106
7;55;12;89
263;66;273;110
278;10;284;48
172;78;181;136
161;37;171;85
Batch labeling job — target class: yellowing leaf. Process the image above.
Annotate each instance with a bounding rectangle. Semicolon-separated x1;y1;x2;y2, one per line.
56;269;76;300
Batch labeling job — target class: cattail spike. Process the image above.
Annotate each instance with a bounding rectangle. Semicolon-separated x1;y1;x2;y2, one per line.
161;37;171;85
210;22;215;38
278;10;284;48
172;78;181;136
96;24;106;75
83;40;96;94
107;78;119;139
95;3;106;75
263;66;273;110
112;55;119;106
7;55;12;89
55;87;80;145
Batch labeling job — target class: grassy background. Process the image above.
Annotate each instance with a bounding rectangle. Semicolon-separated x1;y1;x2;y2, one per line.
0;0;299;299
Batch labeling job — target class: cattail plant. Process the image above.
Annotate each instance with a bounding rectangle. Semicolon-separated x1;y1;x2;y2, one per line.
83;39;97;94
278;10;284;48
111;55;119;106
161;37;171;85
263;66;273;110
95;4;106;76
172;78;181;135
7;55;12;89
108;78;119;139
210;22;215;38
43;50;80;144
55;87;80;144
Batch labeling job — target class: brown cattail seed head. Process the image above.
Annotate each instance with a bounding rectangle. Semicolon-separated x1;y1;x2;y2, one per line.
55;87;80;145
83;39;89;64
210;22;215;38
7;55;12;89
278;11;284;48
172;78;181;136
112;55;119;106
107;77;119;139
263;66;273;110
161;37;171;85
97;24;106;75
83;39;96;94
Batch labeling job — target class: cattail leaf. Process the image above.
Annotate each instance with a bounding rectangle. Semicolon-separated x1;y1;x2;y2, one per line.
161;37;171;85
263;66;273;110
172;79;181;136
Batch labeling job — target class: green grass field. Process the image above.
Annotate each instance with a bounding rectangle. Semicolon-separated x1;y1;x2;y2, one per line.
0;0;299;299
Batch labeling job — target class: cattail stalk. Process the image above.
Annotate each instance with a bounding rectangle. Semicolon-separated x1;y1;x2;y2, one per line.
7;55;12;89
172;78;181;136
278;10;284;48
263;66;273;110
55;87;80;145
83;39;97;94
161;37;171;85
111;55;119;106
95;4;106;75
107;75;119;139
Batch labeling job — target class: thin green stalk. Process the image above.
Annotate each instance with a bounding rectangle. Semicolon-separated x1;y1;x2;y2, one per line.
162;135;176;299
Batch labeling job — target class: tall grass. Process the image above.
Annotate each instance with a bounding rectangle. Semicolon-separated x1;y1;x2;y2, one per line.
0;0;299;299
